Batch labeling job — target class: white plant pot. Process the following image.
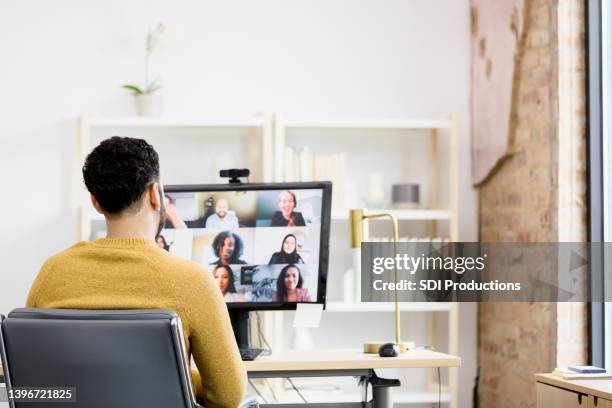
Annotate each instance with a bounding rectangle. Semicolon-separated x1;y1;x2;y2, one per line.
134;93;162;117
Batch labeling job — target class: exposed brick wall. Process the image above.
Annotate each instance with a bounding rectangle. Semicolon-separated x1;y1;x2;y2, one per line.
476;0;587;407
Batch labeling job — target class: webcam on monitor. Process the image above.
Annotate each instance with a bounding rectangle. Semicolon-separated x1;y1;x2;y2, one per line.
219;168;250;184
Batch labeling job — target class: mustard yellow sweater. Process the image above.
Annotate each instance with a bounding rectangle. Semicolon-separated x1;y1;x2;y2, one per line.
26;237;247;408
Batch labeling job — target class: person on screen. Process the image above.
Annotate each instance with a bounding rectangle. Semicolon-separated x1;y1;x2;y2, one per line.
271;191;306;227
211;230;247;266
163;194;187;229
268;234;304;264
156;234;170;251
212;265;243;302
205;198;239;229
273;264;312;302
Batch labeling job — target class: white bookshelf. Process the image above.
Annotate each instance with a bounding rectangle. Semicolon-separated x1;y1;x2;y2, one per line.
273;114;460;408
74;112;461;407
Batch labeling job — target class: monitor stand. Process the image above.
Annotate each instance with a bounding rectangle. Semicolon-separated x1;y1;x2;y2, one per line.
229;310;252;349
229;310;264;360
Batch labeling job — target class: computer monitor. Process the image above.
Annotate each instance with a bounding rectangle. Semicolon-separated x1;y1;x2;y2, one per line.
162;182;331;347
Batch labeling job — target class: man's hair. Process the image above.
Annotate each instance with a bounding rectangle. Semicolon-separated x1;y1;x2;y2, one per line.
82;136;160;214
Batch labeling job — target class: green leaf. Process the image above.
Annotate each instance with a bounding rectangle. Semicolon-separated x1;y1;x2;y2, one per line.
122;84;144;95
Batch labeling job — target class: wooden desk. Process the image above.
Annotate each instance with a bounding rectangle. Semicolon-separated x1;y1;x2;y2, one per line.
246;348;460;408
535;373;612;407
0;351;461;408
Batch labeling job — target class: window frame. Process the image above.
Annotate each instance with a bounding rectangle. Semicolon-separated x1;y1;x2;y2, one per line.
587;0;605;368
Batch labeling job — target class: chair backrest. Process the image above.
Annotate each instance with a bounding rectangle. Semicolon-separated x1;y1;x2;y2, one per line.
0;308;197;408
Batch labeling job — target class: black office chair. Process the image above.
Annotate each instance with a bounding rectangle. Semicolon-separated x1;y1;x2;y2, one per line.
0;308;245;408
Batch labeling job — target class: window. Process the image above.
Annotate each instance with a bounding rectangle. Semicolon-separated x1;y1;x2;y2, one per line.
588;0;612;369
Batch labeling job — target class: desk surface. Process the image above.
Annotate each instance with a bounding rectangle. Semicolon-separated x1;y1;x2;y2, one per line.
245;348;461;372
535;373;612;400
0;350;461;375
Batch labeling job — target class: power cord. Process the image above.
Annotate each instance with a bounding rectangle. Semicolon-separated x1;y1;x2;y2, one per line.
263;378;279;401
248;379;267;404
253;312;277;401
285;377;308;403
254;311;271;353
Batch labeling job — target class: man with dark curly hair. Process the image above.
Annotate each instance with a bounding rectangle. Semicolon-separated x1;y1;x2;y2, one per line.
26;136;247;408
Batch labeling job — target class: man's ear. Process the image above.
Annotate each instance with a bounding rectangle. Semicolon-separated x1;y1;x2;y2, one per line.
149;182;162;211
90;195;105;214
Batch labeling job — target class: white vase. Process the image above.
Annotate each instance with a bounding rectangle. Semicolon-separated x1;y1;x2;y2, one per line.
134;93;162;117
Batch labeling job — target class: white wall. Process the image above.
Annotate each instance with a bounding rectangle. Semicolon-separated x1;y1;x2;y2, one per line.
0;0;477;405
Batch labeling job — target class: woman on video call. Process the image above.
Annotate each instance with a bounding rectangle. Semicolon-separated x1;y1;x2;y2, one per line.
212;265;243;302
273;264;312;302
268;234;304;264
211;231;247;266
270;191;306;227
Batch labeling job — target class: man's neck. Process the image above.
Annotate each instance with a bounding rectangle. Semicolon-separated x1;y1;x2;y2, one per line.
104;214;157;241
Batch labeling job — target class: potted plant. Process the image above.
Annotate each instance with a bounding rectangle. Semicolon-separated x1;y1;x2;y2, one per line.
123;80;162;117
123;23;165;116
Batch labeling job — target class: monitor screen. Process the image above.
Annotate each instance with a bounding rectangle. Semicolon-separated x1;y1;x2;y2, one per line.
161;182;331;310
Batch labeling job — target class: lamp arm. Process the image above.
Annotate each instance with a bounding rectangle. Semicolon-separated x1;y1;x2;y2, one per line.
363;213;400;345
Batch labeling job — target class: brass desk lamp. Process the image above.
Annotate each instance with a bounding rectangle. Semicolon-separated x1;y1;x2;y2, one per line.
350;209;409;353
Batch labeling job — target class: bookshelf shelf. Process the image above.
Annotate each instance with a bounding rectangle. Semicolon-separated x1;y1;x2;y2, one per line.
280;117;453;130
325;302;452;312
331;209;452;221
279;379;451;405
87;116;266;128
282;391;451;404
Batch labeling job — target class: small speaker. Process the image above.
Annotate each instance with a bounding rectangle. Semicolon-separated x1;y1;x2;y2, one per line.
392;184;420;209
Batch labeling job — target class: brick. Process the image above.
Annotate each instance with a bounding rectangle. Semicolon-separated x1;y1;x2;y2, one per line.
476;1;586;406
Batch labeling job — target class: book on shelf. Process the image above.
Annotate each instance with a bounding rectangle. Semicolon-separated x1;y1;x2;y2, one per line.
284;146;345;211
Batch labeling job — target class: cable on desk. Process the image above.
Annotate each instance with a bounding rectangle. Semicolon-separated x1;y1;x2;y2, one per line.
255;311;272;354
263;378;279;401
248;378;268;404
286;377;308;403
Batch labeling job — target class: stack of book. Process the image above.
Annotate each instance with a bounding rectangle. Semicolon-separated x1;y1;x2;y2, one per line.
284;146;345;211
552;366;612;379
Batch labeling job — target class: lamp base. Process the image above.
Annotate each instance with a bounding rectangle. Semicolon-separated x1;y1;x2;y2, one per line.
363;341;415;354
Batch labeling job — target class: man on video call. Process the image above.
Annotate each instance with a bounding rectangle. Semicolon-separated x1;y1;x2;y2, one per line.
26;136;247;408
205;198;240;229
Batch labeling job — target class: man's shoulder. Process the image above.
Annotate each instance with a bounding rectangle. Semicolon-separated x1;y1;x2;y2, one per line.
155;250;211;278
42;241;90;266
